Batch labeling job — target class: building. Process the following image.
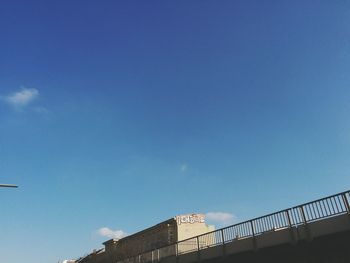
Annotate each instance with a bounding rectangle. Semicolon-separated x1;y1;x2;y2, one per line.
76;214;215;263
176;214;215;241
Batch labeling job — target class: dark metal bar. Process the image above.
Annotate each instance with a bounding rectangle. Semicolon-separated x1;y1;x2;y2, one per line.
259;218;263;233
315;202;322;219
299;206;307;224
260;218;264;232
277;212;284;228
321;200;328;216
285;210;292;227
250;220;255;236
329;197;336;213
290;208;297;225
334;196;340;212
325;199;332;215
220;229;225;244
342;193;350;213
337;195;345;212
260;218;265;233
316;201;324;218
268;215;273;230
278;213;284;227
271;215;276;229
196;236;200;261
220;229;226;256
257;219;261;234
309;204;316;220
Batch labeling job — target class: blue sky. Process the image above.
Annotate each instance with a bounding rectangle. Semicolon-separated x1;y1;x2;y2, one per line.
0;1;350;262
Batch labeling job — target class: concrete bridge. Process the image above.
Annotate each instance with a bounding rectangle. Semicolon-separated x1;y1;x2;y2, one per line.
119;191;350;263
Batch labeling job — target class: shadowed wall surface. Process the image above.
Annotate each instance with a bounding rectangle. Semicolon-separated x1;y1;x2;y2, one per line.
205;230;350;263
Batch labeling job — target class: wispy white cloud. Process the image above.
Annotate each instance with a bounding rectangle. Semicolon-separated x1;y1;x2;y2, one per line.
205;212;236;226
180;164;188;173
2;87;39;109
96;227;128;239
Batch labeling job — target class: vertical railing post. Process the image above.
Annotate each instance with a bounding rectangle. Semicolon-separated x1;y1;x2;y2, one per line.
151;250;154;263
220;229;226;256
285;209;296;243
250;220;255;237
342;193;350;214
299;205;312;241
196;236;201;261
221;229;225;244
250;220;257;250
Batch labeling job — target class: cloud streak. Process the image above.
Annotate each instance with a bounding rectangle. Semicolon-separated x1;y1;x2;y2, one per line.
96;227;128;239
180;164;188;173
2;87;39;109
205;212;236;226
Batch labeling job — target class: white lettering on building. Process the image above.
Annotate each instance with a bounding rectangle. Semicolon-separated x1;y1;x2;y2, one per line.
175;214;205;225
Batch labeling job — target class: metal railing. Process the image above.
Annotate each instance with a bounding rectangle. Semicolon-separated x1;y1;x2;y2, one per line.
117;190;350;263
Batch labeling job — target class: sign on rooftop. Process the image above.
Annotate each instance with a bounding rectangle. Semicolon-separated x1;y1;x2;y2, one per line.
175;214;205;225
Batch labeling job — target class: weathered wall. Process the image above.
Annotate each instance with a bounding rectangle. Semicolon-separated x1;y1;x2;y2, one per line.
109;219;177;260
176;214;215;254
176;214;215;242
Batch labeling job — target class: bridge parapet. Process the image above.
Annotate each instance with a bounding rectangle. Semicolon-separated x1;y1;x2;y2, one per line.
117;190;350;263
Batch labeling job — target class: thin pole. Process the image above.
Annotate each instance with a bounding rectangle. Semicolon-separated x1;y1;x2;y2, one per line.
0;184;18;188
